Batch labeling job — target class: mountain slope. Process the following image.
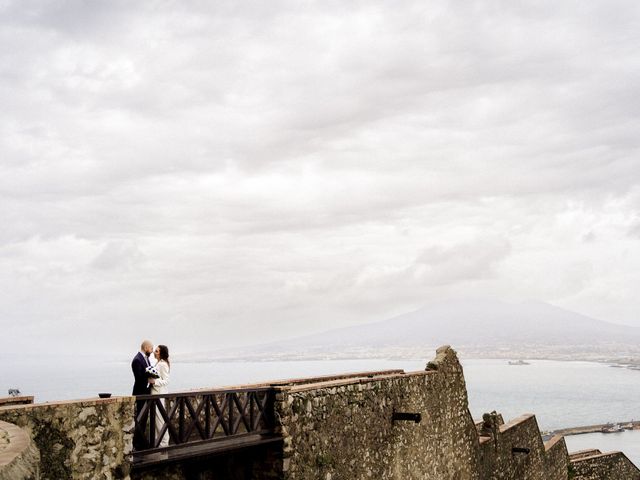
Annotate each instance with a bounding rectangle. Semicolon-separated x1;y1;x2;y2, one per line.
189;299;640;361
276;299;640;350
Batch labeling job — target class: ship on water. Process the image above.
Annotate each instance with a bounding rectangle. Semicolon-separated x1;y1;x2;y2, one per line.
601;423;624;433
508;359;531;366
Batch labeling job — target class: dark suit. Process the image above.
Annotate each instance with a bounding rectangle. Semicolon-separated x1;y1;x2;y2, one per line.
131;351;151;450
132;351;151;395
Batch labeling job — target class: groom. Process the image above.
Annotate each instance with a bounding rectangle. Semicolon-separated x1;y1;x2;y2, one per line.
132;339;156;396
131;339;156;450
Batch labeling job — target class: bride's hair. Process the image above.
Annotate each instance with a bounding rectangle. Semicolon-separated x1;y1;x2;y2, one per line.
158;345;170;368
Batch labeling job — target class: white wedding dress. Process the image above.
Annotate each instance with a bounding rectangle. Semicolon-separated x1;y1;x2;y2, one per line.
151;360;170;447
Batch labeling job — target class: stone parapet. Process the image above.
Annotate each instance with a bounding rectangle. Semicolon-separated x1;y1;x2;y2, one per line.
478;413;566;480
0;346;638;479
278;345;482;479
0;396;135;480
0;397;34;408
272;345;607;480
544;435;569;479
571;451;640;480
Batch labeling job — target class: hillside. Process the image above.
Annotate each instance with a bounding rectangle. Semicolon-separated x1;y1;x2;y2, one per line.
281;299;640;349
193;299;640;361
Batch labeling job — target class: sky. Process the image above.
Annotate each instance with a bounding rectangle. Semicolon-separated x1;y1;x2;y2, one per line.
0;0;639;355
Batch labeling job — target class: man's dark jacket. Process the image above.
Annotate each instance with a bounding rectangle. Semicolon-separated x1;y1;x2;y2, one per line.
131;351;151;395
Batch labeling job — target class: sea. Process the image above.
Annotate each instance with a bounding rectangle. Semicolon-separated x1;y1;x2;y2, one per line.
1;355;639;465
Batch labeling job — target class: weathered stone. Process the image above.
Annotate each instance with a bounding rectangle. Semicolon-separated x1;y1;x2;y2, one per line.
571;451;640;479
0;397;134;480
2;346;638;479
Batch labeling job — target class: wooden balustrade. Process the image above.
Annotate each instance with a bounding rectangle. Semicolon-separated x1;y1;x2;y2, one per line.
132;387;279;466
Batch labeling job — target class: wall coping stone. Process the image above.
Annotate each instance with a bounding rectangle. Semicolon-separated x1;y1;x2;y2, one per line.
569;449;602;460
155;369;408;396
0;395;132;411
0;397;33;408
571;451;626;462
544;434;565;451
288;370;434;393
499;413;535;434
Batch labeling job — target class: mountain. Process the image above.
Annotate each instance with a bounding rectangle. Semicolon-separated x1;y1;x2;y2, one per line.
190;299;640;361
278;299;640;349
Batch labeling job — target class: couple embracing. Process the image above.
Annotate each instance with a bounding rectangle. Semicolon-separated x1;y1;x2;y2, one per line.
131;339;170;396
131;339;171;449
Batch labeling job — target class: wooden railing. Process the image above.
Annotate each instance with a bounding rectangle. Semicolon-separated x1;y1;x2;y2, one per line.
133;387;276;454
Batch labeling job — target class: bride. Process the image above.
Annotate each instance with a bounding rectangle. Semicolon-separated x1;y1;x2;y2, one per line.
151;344;170;447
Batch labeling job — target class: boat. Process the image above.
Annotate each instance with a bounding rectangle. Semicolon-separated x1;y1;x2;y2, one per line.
601;423;624;433
508;360;530;366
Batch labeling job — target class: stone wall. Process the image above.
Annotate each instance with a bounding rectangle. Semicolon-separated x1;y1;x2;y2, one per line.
545;435;570;479
1;346;638;480
275;345;481;480
273;345;578;480
571;450;640;480
0;397;135;480
477;414;568;480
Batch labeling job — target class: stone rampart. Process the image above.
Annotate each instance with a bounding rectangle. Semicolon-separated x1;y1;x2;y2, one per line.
545;434;570;479
477;413;568;480
129;345;587;480
275;345;481;479
0;346;637;479
273;345;575;480
0;397;134;480
571;450;640;480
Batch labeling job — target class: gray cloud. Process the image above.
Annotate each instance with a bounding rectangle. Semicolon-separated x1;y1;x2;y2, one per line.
1;0;639;354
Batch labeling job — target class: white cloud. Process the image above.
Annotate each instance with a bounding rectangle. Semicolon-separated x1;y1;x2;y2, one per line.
0;0;639;354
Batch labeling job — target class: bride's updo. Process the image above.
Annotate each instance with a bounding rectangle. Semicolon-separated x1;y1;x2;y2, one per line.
158;345;170;368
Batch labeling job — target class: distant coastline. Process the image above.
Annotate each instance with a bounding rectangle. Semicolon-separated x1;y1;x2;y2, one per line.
179;345;640;372
549;421;640;437
180;299;640;368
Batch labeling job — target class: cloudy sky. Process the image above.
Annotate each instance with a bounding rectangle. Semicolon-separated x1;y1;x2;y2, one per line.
1;0;639;355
